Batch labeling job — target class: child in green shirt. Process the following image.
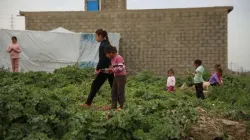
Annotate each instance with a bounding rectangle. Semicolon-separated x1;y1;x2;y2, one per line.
190;59;205;100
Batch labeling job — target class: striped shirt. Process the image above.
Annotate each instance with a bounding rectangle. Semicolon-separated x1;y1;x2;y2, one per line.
111;54;126;76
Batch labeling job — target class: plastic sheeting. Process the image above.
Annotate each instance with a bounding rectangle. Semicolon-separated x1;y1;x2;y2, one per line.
0;29;120;72
49;27;75;33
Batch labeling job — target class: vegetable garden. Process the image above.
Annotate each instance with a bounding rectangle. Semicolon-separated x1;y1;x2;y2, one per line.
0;66;249;140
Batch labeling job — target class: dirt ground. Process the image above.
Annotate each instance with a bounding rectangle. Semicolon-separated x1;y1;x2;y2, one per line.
189;107;250;140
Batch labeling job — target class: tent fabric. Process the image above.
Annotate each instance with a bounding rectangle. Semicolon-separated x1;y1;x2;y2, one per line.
78;33;120;68
0;29;120;72
49;27;75;33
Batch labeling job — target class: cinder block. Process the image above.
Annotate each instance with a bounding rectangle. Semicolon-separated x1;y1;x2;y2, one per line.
22;7;230;75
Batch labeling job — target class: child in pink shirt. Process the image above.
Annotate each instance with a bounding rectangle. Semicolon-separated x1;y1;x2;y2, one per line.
7;36;22;72
105;46;126;110
166;69;176;93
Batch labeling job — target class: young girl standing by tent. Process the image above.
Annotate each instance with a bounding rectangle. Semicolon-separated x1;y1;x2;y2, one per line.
7;36;22;72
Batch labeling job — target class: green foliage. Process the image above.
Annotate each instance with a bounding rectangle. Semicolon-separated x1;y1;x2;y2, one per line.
0;66;198;140
207;75;250;121
175;77;183;87
0;66;249;140
203;70;211;81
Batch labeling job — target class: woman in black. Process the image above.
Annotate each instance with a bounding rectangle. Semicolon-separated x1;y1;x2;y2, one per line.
82;29;114;107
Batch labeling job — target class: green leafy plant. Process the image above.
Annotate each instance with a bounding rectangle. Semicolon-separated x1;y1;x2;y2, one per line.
0;66;249;140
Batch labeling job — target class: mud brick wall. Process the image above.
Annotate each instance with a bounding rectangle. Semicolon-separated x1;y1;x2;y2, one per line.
20;7;232;75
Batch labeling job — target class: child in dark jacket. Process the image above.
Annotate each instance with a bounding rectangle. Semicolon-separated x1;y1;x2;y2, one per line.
82;29;114;107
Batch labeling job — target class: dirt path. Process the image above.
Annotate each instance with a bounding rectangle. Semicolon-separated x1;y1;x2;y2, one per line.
189;107;250;140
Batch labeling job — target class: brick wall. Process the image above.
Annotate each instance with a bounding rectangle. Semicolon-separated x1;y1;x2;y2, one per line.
20;7;233;76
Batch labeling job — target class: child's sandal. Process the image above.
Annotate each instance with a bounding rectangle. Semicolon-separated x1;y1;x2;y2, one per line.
80;103;91;108
115;106;122;111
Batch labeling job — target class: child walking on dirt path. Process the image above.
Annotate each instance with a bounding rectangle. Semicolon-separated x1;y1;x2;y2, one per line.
81;29;114;108
105;46;126;110
190;60;205;100
7;36;22;72
166;69;176;93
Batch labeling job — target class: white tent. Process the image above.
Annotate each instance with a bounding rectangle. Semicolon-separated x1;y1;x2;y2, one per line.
0;28;120;72
49;27;75;33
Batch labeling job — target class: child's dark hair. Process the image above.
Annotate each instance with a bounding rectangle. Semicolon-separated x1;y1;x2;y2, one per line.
216;68;223;75
12;36;17;40
214;64;221;69
194;59;202;66
168;69;174;74
95;29;109;40
104;45;117;54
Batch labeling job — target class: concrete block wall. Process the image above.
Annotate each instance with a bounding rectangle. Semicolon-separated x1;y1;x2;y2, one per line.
85;0;126;11
101;0;126;11
20;7;232;76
